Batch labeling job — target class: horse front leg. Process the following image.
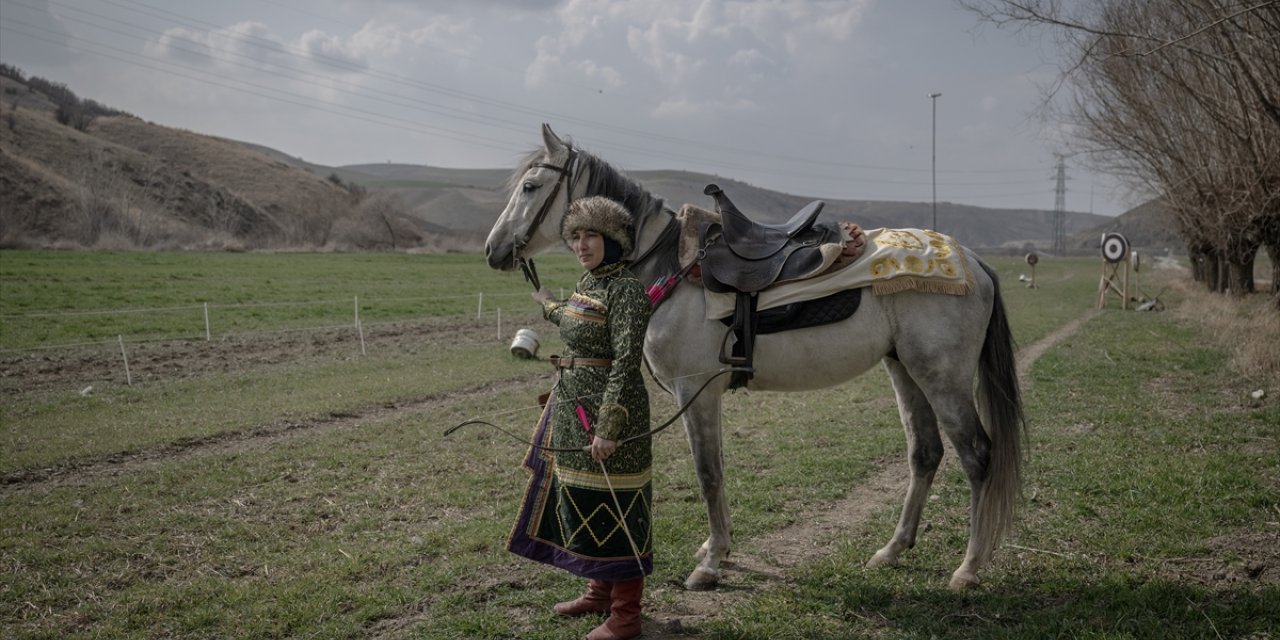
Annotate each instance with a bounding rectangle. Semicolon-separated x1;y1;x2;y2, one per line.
677;382;730;591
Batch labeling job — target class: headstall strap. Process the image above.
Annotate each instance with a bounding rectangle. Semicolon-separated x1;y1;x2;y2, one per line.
515;147;579;260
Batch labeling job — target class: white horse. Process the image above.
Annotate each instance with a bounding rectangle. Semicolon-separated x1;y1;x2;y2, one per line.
485;124;1025;591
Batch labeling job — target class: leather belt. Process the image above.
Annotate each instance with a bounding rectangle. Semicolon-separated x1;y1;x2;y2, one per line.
550;355;613;369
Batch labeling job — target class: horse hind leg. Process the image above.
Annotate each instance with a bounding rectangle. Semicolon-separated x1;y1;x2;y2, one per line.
679;384;731;591
931;390;995;590
867;358;944;569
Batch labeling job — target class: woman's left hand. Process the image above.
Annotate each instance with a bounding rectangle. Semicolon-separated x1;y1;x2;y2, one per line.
590;437;618;462
532;287;557;304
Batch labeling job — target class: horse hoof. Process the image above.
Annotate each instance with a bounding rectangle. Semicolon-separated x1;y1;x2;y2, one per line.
948;571;981;590
865;551;899;569
684;567;719;591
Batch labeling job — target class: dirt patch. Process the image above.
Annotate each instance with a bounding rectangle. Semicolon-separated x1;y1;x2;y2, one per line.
1147;530;1280;589
0;316;508;397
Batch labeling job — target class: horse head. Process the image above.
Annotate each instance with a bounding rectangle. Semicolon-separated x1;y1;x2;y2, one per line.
485;123;579;271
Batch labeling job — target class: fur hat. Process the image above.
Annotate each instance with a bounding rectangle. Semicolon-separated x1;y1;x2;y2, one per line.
560;196;634;255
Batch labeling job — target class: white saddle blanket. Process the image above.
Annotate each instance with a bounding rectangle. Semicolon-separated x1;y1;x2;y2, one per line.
704;228;974;320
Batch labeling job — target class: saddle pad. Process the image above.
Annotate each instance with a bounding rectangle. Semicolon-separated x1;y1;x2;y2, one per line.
719;288;863;335
704;228;974;320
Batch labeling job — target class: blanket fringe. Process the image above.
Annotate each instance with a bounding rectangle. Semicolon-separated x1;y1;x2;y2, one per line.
871;273;973;297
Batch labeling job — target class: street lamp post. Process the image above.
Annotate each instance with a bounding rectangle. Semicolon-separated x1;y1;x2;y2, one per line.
929;92;941;231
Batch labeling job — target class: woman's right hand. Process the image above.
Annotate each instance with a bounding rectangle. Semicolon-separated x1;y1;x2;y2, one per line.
532;287;556;304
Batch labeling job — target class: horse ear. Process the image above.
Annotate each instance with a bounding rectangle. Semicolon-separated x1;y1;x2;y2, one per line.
541;123;566;154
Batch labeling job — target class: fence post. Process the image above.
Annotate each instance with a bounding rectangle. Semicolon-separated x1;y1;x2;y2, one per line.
355;296;366;356
203;302;211;341
118;335;132;386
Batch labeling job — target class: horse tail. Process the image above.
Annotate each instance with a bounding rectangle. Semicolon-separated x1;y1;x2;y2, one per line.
973;259;1026;563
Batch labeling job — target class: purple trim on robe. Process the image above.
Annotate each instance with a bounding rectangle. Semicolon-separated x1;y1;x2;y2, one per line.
507;395;653;581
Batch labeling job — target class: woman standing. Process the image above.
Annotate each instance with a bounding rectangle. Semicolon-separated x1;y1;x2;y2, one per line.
508;196;652;640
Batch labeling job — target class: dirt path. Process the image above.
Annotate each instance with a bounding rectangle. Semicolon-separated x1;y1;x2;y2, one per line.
638;308;1100;638
0;375;541;492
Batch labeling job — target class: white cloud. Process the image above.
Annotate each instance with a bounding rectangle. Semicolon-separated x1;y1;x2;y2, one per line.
652;95;756;119
299;30;367;69
147;21;372;76
521;0;871;116
573;60;624;88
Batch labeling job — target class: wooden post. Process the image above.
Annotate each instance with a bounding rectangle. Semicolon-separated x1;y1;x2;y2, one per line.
477;293;483;323
1122;261;1130;310
1097;260;1107;309
118;335;132;386
355;296;366;356
203;302;211;341
497;308;502;341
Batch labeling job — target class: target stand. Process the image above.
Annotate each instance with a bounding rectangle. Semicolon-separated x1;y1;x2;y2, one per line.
1024;253;1039;288
1096;233;1130;309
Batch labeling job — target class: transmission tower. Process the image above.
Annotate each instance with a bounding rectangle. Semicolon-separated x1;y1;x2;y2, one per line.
1052;155;1068;256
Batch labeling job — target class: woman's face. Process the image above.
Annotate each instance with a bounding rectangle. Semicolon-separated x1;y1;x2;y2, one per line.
569;229;605;271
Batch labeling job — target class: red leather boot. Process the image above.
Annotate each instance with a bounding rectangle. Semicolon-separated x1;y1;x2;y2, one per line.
553;579;612;617
585;577;642;640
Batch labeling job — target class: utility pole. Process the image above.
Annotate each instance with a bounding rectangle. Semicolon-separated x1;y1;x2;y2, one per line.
1052;155;1068;256
929;92;941;231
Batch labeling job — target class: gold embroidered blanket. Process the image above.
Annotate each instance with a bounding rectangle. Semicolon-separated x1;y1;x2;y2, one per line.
703;228;974;320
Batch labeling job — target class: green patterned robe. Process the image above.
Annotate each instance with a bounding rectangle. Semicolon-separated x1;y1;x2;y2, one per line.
507;261;654;580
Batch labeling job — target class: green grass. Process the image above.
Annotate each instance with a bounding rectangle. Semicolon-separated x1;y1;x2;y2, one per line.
0;251;586;349
700;295;1279;639
2;250;1275;639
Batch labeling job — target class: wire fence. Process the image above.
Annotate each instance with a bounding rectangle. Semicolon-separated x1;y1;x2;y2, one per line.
0;288;564;356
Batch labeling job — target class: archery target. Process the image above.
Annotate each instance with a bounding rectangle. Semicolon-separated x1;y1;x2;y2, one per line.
1101;233;1129;263
1131;250;1141;272
1025;253;1039;266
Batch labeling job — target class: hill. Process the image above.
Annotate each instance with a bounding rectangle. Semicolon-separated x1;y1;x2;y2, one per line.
1;63;1129;253
1068;198;1185;256
336;160;1112;252
0;68;449;250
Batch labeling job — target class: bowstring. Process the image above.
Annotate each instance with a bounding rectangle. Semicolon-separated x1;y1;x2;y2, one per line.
442;366;745;449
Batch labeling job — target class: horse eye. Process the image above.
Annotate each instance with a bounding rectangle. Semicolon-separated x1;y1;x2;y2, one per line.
522;181;537;193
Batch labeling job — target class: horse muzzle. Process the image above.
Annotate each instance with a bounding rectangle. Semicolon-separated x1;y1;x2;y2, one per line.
485;240;516;271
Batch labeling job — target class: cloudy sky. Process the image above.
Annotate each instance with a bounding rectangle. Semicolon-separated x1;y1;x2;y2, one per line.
1;0;1135;215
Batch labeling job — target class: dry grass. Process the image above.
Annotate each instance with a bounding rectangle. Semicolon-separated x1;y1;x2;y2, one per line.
1169;278;1280;388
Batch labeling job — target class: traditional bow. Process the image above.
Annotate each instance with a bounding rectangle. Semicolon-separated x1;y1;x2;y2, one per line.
442;366;748;452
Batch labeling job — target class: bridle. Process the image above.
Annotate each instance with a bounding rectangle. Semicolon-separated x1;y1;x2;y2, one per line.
512;146;580;290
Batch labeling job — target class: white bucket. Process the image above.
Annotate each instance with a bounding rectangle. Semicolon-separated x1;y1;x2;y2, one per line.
510;328;540;359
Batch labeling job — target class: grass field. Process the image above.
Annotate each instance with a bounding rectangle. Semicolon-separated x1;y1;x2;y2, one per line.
0;251;586;349
1;250;1276;639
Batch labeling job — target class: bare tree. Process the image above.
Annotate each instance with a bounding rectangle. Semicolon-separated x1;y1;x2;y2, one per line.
963;0;1280;301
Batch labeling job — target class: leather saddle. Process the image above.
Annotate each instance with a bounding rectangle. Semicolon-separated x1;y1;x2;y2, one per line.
698;184;835;294
695;184;852;387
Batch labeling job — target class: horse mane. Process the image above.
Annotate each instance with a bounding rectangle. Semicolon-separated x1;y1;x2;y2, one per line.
510;141;680;277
